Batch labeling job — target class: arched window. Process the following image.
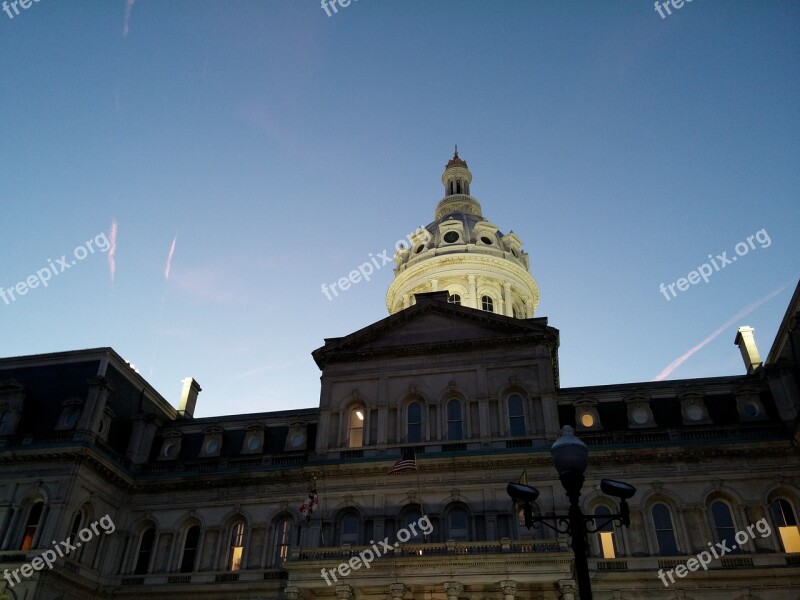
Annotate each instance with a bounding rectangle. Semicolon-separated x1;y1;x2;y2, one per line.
339;513;359;545
710;501;739;554
134;527;155;575
228;521;245;571
771;498;800;553
447;293;461;306
481;295;494;312
20;502;44;552
403;508;423;541
447;507;469;541
407;402;422;443
595;506;616;558
348;407;364;448
179;525;200;573
273;518;292;567
507;394;525;436
446;399;462;441
652;504;679;556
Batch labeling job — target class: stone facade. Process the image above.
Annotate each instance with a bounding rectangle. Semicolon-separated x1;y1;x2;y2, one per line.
0;154;798;600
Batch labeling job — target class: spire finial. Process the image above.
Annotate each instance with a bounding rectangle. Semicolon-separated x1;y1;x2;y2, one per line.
454;144;458;158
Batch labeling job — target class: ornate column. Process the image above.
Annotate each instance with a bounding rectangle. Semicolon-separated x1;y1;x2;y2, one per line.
558;579;577;600
468;275;477;309
336;584;353;600
444;581;463;600
284;586;300;600
500;580;517;600
388;582;407;600
503;281;513;316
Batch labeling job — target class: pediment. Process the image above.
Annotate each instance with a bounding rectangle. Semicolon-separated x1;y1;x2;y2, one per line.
313;296;556;367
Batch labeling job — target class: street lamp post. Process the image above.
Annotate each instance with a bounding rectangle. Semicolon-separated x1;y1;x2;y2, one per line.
507;426;636;600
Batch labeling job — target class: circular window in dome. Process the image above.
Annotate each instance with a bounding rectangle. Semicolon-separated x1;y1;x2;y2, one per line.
632;407;649;425
742;401;759;417
415;245;425;254
163;443;176;458
247;436;261;450
443;231;459;243
686;404;703;421
205;439;220;454
481;236;493;245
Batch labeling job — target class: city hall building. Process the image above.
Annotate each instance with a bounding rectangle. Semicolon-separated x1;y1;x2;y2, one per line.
1;152;799;600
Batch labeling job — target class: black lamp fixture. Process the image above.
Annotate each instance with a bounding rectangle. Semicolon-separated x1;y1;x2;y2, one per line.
506;425;636;600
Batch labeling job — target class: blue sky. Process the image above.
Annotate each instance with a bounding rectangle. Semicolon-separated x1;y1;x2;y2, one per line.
1;1;797;417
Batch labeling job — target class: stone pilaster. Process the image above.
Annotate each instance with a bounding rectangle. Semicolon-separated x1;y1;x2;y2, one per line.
558;579;577;600
500;580;517;600
336;584;353;600
444;581;463;600
284;586;300;600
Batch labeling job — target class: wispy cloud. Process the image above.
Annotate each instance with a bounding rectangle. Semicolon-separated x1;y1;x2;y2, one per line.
108;220;118;282
123;0;136;38
164;236;177;281
654;285;789;381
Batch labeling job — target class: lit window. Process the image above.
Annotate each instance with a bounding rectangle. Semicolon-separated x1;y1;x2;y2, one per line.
771;499;800;553
447;399;462;440
581;413;595;428
134;527;155;575
407;402;422;443
481;295;494;312
652;504;679;556
448;508;469;541
348;407;364;448
447;293;461;305
273;519;292;567
180;525;200;573
710;501;739;554
20;502;44;552
228;522;245;571
508;394;525;436
595;506;616;558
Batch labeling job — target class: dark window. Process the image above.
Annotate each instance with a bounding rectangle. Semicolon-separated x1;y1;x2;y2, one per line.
403;509;423;540
180;525;200;573
447;293;461;305
407;402;422;443
443;231;459;243
508;394;525;436
481;296;494;312
134;527;155;575
448;508;469;541
710;501;739;554
652;504;679;556
447;399;462;440
340;514;359;545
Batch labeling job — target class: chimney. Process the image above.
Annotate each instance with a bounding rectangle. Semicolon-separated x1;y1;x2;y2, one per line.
178;377;202;418
734;326;762;374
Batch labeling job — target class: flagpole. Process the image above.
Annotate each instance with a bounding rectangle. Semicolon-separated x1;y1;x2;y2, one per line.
414;451;427;542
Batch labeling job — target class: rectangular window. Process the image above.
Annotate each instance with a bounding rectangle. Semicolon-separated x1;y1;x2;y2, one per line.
599;531;616;558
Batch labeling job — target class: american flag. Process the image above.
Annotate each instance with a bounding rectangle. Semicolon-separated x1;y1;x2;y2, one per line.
299;488;318;521
388;447;417;474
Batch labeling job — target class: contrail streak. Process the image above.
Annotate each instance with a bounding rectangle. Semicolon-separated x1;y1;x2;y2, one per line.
654;285;789;381
164;236;177;281
108;220;118;283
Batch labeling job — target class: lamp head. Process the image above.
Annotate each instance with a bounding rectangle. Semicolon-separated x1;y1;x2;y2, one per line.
600;479;636;500
506;482;540;503
550;425;589;476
